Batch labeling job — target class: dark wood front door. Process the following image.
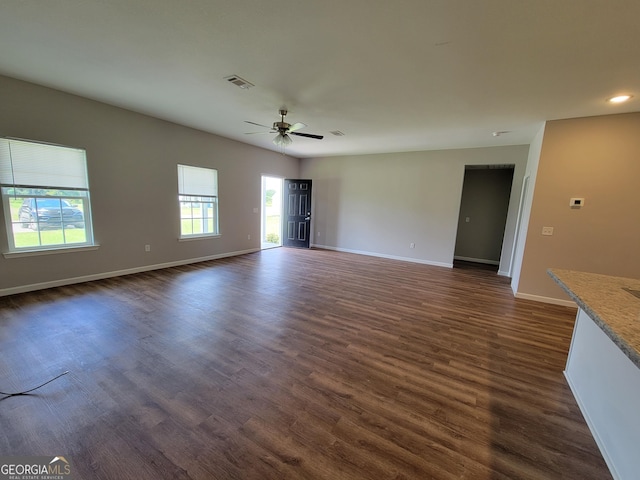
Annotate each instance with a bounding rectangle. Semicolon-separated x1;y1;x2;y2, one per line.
283;179;312;248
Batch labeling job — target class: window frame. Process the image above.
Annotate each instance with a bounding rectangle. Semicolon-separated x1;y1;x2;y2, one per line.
177;164;219;239
0;137;96;255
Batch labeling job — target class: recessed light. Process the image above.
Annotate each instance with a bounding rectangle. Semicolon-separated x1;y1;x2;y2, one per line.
608;94;632;104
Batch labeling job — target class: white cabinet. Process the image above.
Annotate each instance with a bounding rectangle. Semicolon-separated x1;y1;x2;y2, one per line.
565;309;640;480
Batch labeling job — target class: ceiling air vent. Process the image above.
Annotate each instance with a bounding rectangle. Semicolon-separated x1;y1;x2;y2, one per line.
224;75;254;89
330;130;345;136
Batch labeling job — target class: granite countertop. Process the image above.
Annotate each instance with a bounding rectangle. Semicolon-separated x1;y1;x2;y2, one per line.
548;269;640;369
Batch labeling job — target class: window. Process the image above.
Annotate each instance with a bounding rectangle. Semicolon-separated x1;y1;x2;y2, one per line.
177;164;218;238
0;138;94;253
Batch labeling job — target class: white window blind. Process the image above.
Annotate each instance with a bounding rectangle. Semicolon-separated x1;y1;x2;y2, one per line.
177;164;218;197
0;138;89;190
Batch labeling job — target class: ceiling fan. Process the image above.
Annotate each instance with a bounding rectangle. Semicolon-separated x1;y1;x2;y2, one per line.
245;109;324;147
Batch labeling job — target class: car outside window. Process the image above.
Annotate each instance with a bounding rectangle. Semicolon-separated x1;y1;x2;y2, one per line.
19;198;85;231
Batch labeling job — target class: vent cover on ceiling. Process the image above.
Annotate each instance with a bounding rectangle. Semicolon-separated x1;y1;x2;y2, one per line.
224;75;254;89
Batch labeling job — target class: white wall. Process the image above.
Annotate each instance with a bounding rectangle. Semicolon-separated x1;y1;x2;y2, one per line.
301;146;529;269
510;123;545;296
0;75;299;295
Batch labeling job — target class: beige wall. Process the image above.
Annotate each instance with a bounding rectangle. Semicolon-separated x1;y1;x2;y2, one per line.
300;146;529;270
516;113;640;301
0;75;299;295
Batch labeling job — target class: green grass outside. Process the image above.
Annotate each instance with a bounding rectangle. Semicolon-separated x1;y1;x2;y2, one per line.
13;228;87;248
181;218;216;235
265;215;280;243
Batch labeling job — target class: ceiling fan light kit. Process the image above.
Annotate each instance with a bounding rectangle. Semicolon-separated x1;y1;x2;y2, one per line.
273;133;293;146
245;109;324;151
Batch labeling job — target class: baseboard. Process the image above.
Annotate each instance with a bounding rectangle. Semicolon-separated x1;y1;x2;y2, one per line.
453;256;499;266
515;292;577;308
311;243;453;269
497;269;511;277
0;248;260;297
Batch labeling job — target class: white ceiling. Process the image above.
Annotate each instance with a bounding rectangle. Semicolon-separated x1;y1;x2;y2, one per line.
1;0;638;158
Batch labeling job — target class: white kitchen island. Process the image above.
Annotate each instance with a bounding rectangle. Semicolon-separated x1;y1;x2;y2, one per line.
549;269;640;480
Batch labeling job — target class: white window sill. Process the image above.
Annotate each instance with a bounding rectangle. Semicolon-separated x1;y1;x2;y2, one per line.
178;234;221;242
3;244;100;259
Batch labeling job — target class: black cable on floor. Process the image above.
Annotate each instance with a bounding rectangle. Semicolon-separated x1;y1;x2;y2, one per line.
0;371;69;397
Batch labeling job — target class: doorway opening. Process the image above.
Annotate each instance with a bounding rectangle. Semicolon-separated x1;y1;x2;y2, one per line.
454;165;515;271
261;176;283;249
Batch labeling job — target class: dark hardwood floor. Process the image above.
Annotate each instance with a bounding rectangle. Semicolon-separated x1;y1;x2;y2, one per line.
0;248;611;479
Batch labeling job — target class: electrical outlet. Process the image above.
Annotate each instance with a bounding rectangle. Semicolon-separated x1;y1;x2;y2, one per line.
317;231;321;237
542;227;554;236
410;243;415;249
247;234;251;240
144;244;151;252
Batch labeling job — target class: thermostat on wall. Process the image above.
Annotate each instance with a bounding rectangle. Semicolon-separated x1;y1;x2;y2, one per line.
570;197;585;207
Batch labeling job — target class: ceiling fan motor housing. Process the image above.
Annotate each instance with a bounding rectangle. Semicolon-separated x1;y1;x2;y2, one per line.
274;121;290;132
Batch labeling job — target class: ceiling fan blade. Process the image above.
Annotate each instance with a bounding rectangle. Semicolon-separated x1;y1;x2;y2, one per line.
245;131;275;135
291;132;324;140
244;120;272;128
288;122;306;132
